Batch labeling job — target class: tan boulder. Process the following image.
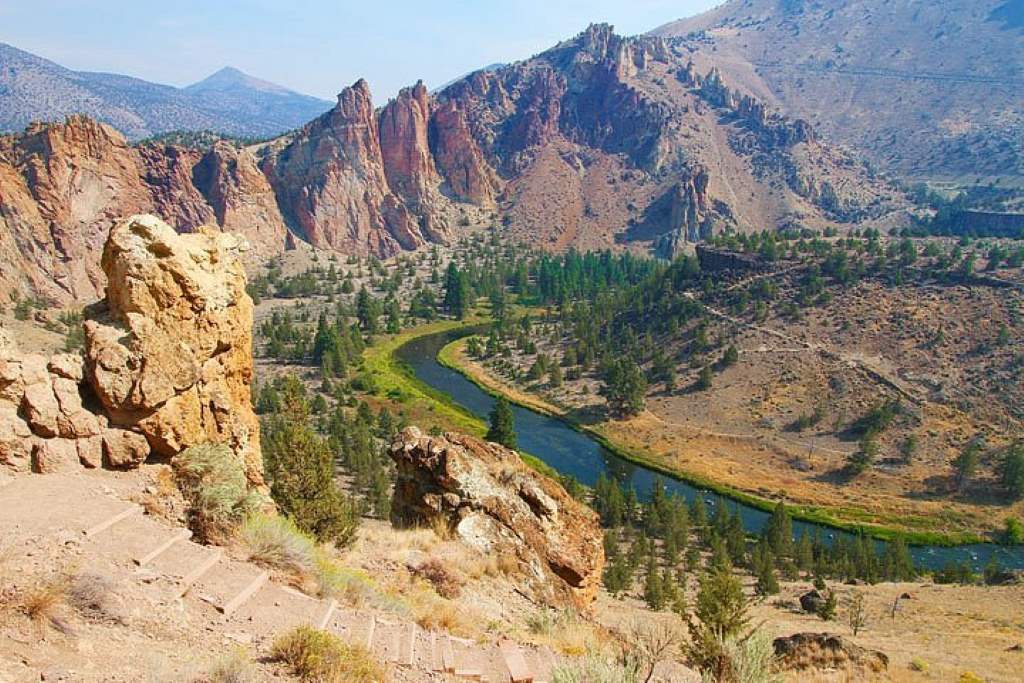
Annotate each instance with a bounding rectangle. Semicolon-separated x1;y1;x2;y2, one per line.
77;435;103;469
390;427;605;609
48;353;85;382
84;215;263;487
0;402;33;470
52;376;102;438
22;374;61;438
101;428;150;469
31;438;80;474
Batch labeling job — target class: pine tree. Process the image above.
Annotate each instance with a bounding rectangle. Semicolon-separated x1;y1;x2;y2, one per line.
687;568;750;677
754;544;780;596
443;262;469;319
763;501;793;559
486;397;517;449
643;557;665;610
356;286;379;333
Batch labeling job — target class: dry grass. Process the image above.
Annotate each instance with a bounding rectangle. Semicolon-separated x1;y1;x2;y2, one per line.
203;646;257;683
238;513;317;577
409;588;479;639
429;514;454;541
525;609;603;656
18;574;73;634
411;557;464;599
270;625;384;683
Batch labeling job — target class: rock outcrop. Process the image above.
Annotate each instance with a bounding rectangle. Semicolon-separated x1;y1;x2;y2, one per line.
773;633;889;674
0;116;289;304
0;330;147;474
0;24;903;306
82;214;263;487
389;427;605;610
264;79;445;256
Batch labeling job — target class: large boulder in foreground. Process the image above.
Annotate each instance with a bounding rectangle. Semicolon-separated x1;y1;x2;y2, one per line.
389;426;605;609
83;214;263;488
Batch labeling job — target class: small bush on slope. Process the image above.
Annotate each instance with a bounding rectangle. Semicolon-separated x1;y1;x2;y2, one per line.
270;625;383;682
238;513;317;576
174;444;264;543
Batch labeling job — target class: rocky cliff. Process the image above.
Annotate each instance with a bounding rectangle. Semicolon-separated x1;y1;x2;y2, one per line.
0;214;264;490
0;116;288;303
0;24;904;304
390;427;605;610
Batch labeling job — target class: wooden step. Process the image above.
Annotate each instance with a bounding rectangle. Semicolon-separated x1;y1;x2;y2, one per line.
219;570;269;617
82;504;141;537
177;548;223;597
317;598;337;630
134;528;191;566
500;640;534;683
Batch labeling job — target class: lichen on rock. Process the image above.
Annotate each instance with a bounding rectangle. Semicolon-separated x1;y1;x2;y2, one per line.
83;214;264;488
389;426;604;609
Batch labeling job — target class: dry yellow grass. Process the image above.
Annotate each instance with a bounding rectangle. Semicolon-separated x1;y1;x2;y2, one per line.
271;625;384;683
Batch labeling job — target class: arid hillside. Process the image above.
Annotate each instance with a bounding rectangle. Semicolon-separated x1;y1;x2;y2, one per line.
0;43;332;140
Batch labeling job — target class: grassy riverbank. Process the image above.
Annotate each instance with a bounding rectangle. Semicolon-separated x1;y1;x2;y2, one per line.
437;336;987;547
360;318;560;479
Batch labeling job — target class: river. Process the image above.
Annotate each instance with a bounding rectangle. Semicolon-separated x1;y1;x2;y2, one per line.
396;329;1024;572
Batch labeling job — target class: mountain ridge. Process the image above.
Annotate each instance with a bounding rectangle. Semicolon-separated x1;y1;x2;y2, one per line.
0;43;332;140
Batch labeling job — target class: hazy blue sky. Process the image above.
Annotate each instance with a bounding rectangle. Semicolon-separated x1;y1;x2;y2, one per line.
0;1;719;103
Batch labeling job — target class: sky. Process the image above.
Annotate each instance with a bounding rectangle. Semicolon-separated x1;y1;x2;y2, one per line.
0;0;720;104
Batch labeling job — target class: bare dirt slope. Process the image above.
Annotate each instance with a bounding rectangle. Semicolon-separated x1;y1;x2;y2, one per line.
652;0;1024;185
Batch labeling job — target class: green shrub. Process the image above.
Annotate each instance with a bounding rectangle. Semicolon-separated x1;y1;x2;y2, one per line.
270;625;383;682
239;513;317;576
174;444;264;543
551;654;641;683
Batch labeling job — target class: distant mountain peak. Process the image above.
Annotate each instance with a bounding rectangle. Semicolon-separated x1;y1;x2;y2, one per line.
0;43;331;140
185;66;293;95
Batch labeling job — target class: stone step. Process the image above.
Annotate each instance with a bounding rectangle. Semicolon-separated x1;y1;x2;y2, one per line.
82;511;183;564
219;570;269;618
186;555;266;617
500;640;535;683
317;598;337;630
82;504;141;538
226;581;323;635
134;528;191;567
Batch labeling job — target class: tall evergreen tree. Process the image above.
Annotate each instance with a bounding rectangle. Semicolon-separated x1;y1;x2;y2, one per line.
443;262;469;319
486;396;517;449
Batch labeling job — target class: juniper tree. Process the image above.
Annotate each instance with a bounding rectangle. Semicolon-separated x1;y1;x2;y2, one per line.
486;396;517;449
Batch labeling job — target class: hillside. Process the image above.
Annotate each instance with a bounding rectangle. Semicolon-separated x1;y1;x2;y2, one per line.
0;25;907;306
0;43;331;140
651;0;1024;191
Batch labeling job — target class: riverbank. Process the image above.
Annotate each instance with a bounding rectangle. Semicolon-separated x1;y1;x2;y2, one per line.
360;318;561;479
437;336;988;547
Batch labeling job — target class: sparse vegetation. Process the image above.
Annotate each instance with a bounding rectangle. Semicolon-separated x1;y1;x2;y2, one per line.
173;444;264;543
270;625;383;683
238;513;317;576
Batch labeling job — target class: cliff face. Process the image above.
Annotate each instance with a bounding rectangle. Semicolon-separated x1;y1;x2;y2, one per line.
0;24;903;305
0;116;288;303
